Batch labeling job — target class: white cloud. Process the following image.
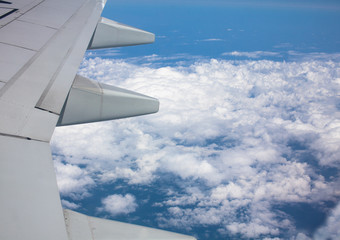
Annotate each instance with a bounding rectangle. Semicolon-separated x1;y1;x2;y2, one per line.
98;194;138;216
222;51;281;58
52;55;340;238
199;38;224;42
54;157;95;200
61;199;80;210
226;222;279;238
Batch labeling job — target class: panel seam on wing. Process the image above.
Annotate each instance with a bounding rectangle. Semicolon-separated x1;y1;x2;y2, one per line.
0;132;48;142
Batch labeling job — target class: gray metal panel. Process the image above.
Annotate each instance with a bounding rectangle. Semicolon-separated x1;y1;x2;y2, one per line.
0;42;35;82
39;0;86;14
0;0;43;27
88;17;155;49
0;136;68;240
18;3;78;29
0;19;56;51
64;209;196;240
1;0;42;10
57;75;159;126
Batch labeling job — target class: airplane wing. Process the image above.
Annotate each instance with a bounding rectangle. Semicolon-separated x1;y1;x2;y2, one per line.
0;0;195;239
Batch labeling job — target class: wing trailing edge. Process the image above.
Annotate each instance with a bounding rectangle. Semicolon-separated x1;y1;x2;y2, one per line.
64;209;196;240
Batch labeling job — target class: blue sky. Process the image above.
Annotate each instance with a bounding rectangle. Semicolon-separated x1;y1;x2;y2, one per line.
52;1;340;239
98;0;340;59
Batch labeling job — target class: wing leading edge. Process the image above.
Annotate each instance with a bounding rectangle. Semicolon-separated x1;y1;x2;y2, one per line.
0;0;194;239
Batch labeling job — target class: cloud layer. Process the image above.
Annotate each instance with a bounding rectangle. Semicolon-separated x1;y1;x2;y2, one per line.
52;55;340;239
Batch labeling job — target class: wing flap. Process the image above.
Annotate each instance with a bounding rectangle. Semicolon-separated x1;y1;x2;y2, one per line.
0;136;68;240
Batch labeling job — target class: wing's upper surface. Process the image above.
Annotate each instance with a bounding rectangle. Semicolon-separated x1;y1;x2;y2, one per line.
0;1;106;239
0;0;105;142
0;0;193;239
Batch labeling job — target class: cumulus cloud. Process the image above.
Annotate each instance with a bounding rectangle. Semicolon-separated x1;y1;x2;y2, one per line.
54;157;95;200
98;194;138;216
52;55;340;239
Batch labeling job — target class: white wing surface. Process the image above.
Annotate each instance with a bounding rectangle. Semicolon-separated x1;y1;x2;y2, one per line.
64;210;196;240
0;0;194;239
